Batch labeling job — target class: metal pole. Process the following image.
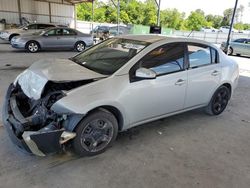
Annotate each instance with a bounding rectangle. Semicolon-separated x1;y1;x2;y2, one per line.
225;0;238;54
17;0;22;25
92;0;94;32
117;0;120;35
157;0;161;26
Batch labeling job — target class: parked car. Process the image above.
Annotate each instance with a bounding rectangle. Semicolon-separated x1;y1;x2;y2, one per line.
0;23;62;41
219;26;238;33
11;27;93;52
221;38;250;56
90;25;131;40
90;25;110;40
201;27;218;32
109;26;131;36
3;35;239;157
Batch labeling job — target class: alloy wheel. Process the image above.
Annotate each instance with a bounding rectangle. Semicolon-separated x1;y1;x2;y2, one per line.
80;119;114;153
28;42;39;52
212;88;229;114
76;43;85;52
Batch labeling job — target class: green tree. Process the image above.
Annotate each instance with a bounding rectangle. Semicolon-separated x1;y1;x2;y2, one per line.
186;10;207;30
205;14;223;28
160;8;185;30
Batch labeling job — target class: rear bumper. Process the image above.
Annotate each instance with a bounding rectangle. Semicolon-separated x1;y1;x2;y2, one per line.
2;84;74;156
0;32;10;41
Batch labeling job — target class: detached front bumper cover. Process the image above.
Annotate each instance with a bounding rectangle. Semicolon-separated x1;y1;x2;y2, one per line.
2;84;78;156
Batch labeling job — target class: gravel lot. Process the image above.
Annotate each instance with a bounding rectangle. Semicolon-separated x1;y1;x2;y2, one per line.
0;41;250;188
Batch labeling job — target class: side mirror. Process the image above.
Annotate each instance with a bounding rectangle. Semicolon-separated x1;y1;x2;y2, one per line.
43;33;48;37
23;27;28;30
135;68;156;79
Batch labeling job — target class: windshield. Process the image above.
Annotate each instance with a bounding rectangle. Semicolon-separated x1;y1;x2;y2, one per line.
70;38;150;75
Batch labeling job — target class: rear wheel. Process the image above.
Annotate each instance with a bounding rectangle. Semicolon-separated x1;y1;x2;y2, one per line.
75;41;86;52
73;110;118;156
205;86;230;115
26;41;39;53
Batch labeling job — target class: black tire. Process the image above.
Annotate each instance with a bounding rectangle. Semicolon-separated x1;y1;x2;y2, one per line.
75;41;86;52
26;41;40;53
73;109;118;156
205;86;230;115
228;47;233;55
9;34;19;41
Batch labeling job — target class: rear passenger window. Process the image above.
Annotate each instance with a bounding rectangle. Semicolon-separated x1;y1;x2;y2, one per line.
188;44;217;68
63;29;77;35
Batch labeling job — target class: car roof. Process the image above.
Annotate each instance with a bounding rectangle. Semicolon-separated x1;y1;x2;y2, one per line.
115;34;214;46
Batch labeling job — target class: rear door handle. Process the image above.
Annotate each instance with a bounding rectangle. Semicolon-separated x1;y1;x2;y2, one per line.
175;79;185;86
211;70;220;76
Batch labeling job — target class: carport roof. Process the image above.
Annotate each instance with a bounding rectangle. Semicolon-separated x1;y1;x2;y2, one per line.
65;0;93;4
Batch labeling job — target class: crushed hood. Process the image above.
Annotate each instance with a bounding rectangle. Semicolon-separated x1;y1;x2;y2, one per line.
15;58;105;100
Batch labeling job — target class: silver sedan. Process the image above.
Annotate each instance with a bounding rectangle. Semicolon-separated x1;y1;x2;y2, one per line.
10;27;94;52
3;35;239;157
221;38;250;57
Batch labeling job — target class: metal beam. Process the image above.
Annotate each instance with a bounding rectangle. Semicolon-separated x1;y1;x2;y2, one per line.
17;0;22;25
225;0;238;54
48;2;52;23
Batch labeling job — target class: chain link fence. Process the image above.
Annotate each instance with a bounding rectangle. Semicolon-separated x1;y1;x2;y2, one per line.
172;30;250;44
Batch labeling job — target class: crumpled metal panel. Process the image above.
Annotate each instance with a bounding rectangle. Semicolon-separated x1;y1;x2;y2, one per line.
14;69;47;100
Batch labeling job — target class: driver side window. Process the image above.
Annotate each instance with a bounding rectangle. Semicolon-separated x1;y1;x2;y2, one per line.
139;43;185;76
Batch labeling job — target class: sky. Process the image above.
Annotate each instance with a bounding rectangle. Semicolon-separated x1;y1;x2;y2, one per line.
158;0;250;23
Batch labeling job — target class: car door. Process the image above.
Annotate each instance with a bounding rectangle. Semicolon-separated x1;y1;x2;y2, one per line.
231;38;246;54
41;28;62;48
59;28;78;48
123;43;188;126
184;43;221;108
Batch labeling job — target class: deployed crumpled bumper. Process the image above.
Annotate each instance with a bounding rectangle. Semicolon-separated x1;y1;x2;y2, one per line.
2;84;77;156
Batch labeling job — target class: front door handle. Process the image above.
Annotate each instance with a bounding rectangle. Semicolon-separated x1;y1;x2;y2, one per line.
175;79;185;86
211;70;220;76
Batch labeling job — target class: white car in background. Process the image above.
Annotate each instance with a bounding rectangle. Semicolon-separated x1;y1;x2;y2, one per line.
201;27;218;32
219;26;238;33
0;23;64;41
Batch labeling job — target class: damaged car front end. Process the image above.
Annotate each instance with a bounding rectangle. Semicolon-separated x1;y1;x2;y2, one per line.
2;59;104;156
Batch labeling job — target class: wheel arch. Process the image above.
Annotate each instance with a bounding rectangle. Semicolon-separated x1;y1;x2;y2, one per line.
9;33;19;41
87;105;124;131
221;82;232;98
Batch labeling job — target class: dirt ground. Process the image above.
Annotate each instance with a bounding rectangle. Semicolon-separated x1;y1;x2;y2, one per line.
0;41;250;188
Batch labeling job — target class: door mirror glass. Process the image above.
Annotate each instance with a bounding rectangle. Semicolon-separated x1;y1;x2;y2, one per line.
135;68;156;79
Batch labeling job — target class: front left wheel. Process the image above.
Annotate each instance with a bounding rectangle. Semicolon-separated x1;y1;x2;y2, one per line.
26;41;40;53
73;110;118;156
